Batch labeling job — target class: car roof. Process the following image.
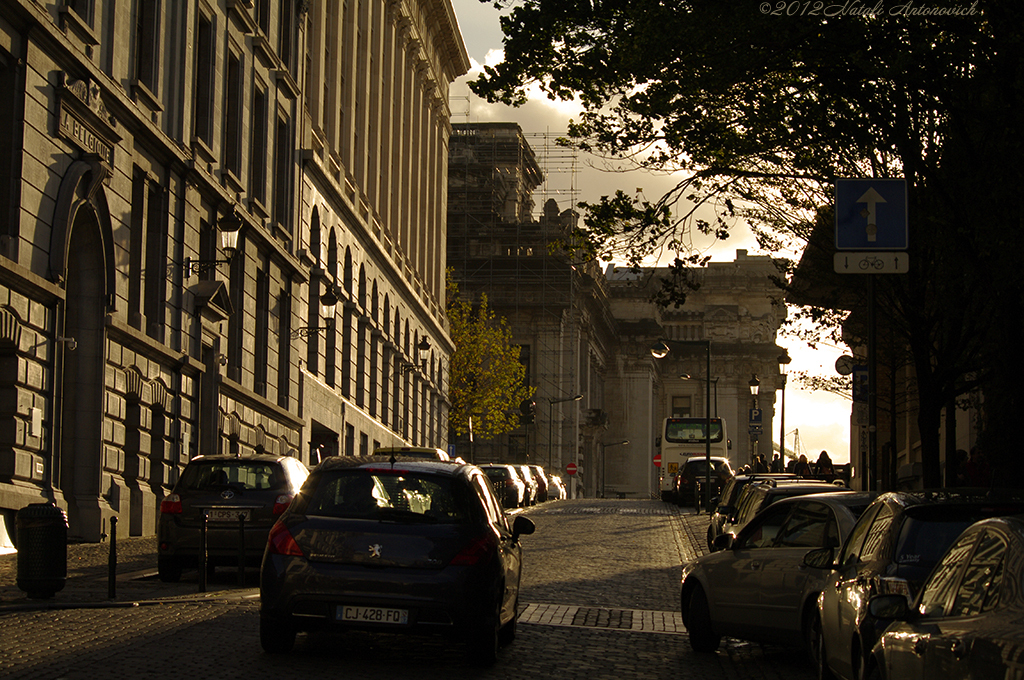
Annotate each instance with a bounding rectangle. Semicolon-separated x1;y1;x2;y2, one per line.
877;488;1024;510
187;453;298;465
313;455;468;478
685;456;730;462
768;490;876;507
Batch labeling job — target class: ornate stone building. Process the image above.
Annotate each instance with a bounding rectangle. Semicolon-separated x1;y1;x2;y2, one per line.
447;123;788;497
0;0;466;545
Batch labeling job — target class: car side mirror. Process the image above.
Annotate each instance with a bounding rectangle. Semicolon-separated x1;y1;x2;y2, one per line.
512;515;536;541
868;594;910;621
712;533;734;551
802;547;836;570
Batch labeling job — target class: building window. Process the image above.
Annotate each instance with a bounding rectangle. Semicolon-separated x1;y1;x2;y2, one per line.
279;0;294;71
134;0;160;94
224;51;243;177
255;266;269;396
254;0;270;34
671;396;692;418
194;12;214;145
250;85;268;204
143;181;167;342
277;281;292;409
68;0;94;26
272;113;291;228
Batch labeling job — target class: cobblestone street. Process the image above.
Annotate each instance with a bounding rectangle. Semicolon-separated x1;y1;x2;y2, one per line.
0;499;814;680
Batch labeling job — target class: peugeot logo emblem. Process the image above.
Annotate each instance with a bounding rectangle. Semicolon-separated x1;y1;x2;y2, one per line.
368;544;382;558
220;490;235;500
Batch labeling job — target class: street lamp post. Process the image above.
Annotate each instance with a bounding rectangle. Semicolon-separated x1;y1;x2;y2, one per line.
748;374;760;464
547;394;582;469
651;339;712;511
778;352;791;461
600;439;630;498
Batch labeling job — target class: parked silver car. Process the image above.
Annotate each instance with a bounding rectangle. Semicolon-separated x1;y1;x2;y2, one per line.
680;491;875;656
480;463;526;509
158;453;309;582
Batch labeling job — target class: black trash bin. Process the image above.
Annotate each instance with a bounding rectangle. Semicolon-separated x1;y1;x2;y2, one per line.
16;503;68;599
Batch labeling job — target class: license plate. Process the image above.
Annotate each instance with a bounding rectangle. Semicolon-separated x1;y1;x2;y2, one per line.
339;606;409;625
207;508;250;522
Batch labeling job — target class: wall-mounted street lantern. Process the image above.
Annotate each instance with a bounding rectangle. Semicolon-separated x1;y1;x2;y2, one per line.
182;210;243;277
291;285;340;338
401;337;432;375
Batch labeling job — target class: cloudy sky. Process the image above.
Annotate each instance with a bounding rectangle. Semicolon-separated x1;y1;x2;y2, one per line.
447;0;854;464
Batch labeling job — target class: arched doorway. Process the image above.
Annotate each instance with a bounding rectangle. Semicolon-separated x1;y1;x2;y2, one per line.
57;200;109;541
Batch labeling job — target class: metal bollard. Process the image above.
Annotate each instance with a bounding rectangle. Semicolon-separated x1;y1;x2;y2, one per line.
199;511;208;593
237;512;246;587
108;516;117;599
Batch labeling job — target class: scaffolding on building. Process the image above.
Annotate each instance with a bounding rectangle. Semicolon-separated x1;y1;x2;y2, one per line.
446;122;583;467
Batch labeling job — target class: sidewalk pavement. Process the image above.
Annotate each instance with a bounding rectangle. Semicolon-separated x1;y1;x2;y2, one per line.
0;504;712;613
0;535;259;612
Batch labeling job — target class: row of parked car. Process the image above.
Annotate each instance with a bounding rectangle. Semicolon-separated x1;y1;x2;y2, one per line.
675;456;1024;680
478;463;568;508
155;448;548;665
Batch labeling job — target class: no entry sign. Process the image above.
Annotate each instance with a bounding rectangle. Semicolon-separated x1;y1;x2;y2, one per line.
653;453;662;468
565;462;578;476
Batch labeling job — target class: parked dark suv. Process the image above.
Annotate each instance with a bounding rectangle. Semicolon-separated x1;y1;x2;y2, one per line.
810;489;1024;680
158;454;309;582
674;456;733;508
713;478;849;549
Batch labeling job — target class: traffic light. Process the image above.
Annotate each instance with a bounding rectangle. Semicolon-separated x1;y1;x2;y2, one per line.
519;399;536;425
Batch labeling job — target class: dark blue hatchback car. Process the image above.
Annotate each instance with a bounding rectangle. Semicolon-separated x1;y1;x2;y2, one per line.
259;456;535;665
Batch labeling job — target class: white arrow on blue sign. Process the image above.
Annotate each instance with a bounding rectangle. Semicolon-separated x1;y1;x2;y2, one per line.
835;178;908;250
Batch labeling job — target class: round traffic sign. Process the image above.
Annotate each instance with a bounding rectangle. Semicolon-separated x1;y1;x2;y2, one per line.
653;453;662;468
565;462;578;476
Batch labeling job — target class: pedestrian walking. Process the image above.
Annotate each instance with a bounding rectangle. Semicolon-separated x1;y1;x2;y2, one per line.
794;454;812;478
815;450;835;482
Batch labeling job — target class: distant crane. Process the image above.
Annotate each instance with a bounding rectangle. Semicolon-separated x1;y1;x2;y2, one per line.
772;428;806;461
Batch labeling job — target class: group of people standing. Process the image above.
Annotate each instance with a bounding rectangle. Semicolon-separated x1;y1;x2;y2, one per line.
747;450;838;482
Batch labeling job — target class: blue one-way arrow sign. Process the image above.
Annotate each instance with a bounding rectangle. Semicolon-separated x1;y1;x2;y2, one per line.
835;179;907;250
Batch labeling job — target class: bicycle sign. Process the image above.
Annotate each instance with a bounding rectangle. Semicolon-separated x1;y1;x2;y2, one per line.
833;251;909;275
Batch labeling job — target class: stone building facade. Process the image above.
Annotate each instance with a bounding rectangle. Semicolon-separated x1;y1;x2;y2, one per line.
447;123;788;498
0;0;466;544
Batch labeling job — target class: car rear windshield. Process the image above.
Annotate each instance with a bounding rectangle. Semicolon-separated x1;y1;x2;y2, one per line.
484;467;510;480
179;462;286;491
685;460;730;475
301;470;471;524
895;503;1024;575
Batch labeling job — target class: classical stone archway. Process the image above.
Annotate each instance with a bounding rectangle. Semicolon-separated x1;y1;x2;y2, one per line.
53;159;115;542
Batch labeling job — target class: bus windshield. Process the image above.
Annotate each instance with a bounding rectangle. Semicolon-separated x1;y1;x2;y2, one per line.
664;418;723;444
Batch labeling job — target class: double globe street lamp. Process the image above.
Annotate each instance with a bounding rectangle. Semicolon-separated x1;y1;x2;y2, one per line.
650;339;713;511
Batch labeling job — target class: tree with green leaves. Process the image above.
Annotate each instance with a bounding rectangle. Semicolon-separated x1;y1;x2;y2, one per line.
470;1;1024;487
446;273;535;443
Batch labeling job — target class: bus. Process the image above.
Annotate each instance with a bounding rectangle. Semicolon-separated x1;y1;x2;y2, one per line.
657;417;730;502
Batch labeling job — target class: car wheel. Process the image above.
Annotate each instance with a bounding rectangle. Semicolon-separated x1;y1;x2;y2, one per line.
157;556;182;583
807;611;837;680
260;616;296;654
686;586;721;653
469;610;501;666
498;597;519;647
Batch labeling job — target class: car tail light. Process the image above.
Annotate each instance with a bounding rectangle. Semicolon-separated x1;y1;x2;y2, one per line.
160;494;182;514
449;534;497;566
266;521;304;557
272;493;294;515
